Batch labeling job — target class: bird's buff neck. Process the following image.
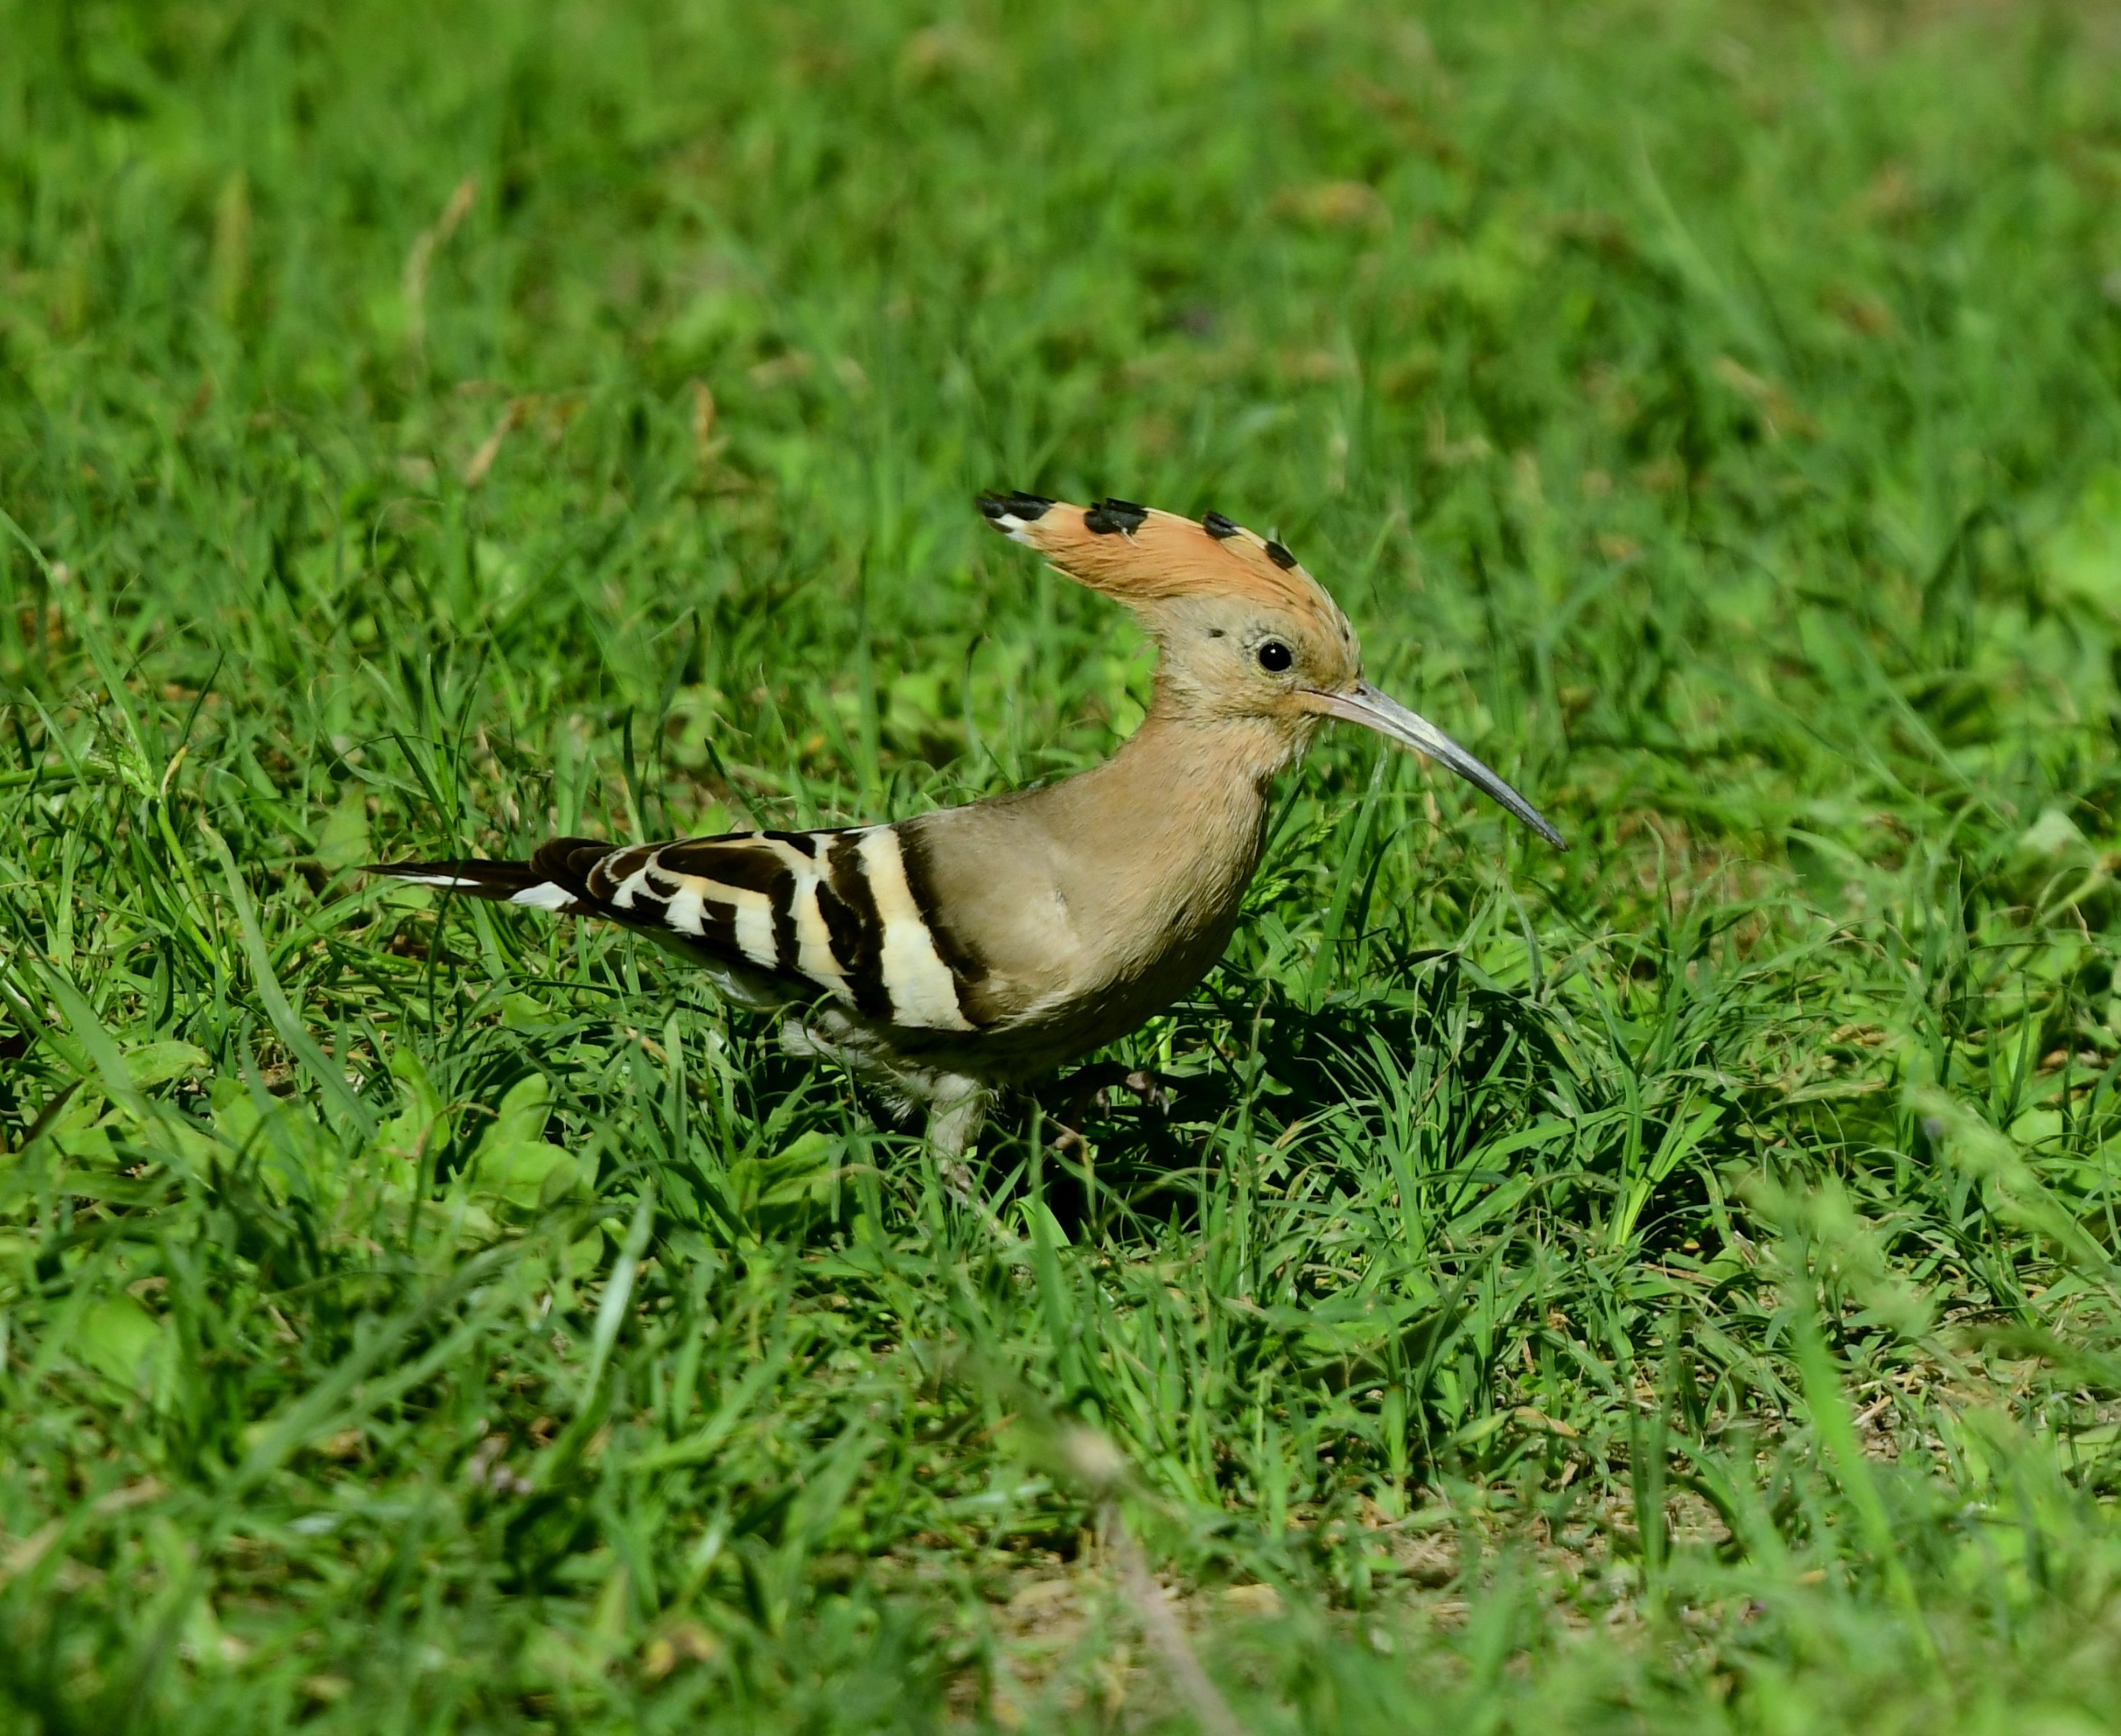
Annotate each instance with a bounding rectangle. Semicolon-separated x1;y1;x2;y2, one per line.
1046;707;1291;924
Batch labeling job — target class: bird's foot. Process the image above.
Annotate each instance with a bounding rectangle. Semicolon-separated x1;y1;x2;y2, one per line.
1047;1062;1173;1128
1116;1068;1172;1112
936;1154;981;1205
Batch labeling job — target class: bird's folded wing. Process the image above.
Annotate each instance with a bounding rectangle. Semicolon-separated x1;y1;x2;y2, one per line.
538;826;986;1033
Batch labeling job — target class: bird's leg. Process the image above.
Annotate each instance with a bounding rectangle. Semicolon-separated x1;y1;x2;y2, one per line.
1118;1067;1172;1112
1048;1061;1128;1130
1042;1062;1174;1146
796;1013;992;1198
926;1075;995;1200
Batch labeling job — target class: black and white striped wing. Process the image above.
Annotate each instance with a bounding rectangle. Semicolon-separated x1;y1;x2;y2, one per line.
371;824;989;1031
551;827;982;1032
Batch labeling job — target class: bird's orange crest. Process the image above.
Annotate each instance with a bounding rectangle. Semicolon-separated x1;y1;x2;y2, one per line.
977;493;1349;644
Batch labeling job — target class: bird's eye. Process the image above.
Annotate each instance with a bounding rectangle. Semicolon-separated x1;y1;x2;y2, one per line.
1256;639;1293;674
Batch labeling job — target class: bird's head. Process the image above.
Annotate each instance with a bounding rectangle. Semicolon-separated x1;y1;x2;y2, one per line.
979;492;1563;847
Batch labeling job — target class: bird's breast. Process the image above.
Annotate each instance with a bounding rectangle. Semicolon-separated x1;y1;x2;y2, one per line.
888;714;1277;1067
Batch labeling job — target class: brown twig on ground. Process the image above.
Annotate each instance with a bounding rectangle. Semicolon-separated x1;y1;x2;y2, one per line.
1098;1496;1250;1736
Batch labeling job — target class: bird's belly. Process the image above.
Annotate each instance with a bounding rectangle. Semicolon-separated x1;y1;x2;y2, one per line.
985;895;1244;1078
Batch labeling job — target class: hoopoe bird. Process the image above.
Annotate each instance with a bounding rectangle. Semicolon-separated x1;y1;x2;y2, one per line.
369;494;1562;1156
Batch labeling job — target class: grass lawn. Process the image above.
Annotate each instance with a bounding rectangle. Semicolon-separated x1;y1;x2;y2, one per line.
6;0;2121;1727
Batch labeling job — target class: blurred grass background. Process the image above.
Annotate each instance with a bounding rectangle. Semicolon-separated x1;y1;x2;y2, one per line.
6;0;2121;1729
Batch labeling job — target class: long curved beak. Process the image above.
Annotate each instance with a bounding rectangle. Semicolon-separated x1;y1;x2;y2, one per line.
1300;682;1566;848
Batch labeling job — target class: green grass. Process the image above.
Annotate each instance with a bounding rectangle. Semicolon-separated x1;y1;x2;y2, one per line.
6;0;2121;1728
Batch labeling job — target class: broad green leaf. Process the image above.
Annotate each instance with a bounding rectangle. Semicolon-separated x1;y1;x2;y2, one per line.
375;1046;446;1165
75;1296;163;1390
464;1074;582;1214
315;782;371;870
122;1041;210;1090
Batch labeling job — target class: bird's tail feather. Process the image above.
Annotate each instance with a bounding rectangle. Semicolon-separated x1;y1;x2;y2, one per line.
363;857;583;911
